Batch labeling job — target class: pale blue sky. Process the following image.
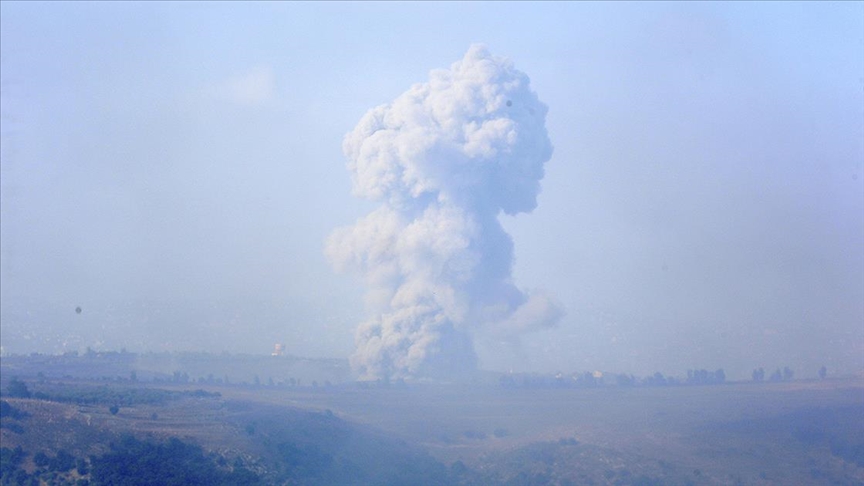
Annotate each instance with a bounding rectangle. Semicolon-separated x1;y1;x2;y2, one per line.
2;2;862;379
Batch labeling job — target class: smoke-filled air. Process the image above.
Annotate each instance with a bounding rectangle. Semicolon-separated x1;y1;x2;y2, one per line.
326;45;563;381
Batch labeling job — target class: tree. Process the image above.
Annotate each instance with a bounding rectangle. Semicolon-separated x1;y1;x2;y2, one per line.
783;366;794;381
818;366;827;380
109;404;120;415
6;378;30;398
0;400;28;420
89;435;260;485
50;450;75;472
1;446;26;477
752;368;765;382
650;372;667;386
33;451;50;468
616;373;635;387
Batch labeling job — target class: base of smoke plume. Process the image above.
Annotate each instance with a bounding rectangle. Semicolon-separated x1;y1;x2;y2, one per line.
351;323;478;382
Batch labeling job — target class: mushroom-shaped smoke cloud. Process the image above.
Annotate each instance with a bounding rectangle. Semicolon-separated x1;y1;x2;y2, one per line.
327;45;562;381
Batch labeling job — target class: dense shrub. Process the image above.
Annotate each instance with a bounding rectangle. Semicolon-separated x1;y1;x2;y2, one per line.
5;379;30;398
0;400;29;420
90;435;260;486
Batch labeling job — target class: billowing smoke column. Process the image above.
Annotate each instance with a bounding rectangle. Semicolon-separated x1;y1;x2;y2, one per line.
327;45;562;381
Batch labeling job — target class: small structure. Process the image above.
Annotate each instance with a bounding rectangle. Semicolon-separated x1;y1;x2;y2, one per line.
271;343;285;356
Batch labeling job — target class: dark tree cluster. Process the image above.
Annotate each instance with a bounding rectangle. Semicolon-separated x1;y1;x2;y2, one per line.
0;446;28;486
0;400;28;420
28;384;175;407
7;381;220;409
643;372;677;386
90;435;261;485
752;367;765;382
4;432;263;485
5;378;31;398
752;366;795;383
772;367;794;382
1;446;81;486
614;374;636;387
33;450;76;473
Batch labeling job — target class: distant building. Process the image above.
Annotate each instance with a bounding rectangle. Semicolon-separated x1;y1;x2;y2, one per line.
271;343;285;356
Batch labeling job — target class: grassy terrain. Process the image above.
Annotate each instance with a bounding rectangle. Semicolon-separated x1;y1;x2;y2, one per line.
215;379;864;484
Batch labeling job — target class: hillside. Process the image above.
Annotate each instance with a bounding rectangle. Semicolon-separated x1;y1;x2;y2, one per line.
1;355;863;485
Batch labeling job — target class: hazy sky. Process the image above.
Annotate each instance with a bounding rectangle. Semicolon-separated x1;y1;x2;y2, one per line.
1;2;862;379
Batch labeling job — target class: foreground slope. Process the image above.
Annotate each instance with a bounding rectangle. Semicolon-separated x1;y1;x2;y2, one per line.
1;356;862;485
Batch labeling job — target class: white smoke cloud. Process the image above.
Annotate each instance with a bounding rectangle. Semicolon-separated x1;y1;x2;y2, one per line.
327;45;562;380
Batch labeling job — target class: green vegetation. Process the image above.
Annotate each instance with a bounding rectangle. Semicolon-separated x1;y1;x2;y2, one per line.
2;447;80;485
0;400;28;434
0;400;28;420
1;436;260;486
90;435;260;485
33;450;75;472
0;446;26;484
5;378;31;398
15;382;221;407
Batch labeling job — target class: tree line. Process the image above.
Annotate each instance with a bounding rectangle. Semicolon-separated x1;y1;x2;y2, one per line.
497;364;826;390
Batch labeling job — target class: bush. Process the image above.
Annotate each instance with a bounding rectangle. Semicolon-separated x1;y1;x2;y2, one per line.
90;435;260;485
50;450;76;472
0;400;29;420
33;451;50;468
0;446;26;477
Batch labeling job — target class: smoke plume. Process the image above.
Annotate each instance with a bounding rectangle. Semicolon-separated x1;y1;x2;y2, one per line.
327;45;561;380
